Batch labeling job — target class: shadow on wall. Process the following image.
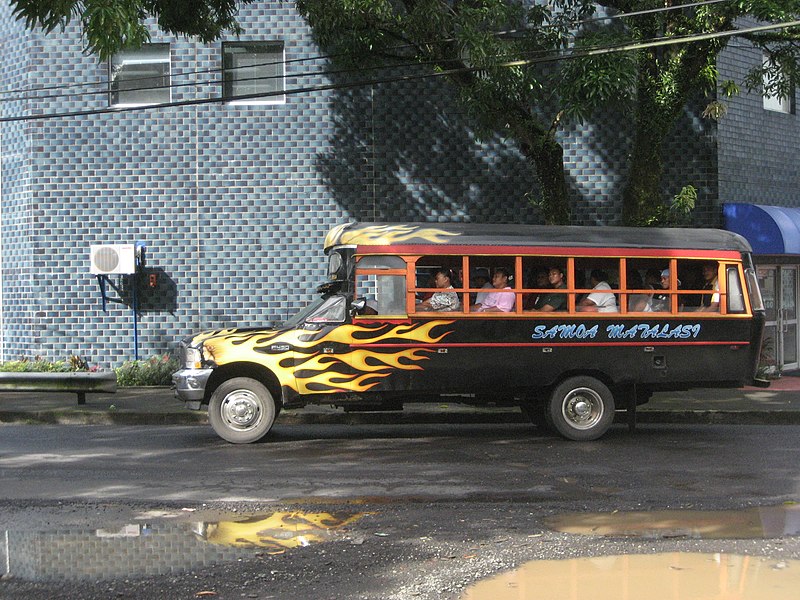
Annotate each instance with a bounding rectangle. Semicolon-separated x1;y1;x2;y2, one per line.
116;267;178;314
316;77;548;224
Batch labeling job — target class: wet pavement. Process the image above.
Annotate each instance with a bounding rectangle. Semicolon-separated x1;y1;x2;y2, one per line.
1;375;800;426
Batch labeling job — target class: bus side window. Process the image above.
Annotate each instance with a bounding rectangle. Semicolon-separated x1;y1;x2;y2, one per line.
355;256;408;316
727;266;746;313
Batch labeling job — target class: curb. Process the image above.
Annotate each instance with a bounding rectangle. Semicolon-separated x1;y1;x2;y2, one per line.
2;409;800;427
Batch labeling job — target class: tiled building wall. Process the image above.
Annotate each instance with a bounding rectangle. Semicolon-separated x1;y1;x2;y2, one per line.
717;40;800;207
0;1;720;366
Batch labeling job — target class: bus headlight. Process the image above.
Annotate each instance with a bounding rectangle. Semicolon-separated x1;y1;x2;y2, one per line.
182;346;203;369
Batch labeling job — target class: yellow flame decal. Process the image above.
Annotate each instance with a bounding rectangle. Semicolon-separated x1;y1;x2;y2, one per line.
325;224;459;248
197;321;453;395
202;511;364;549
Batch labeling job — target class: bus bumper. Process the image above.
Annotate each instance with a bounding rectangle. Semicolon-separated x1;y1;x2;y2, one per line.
172;368;213;403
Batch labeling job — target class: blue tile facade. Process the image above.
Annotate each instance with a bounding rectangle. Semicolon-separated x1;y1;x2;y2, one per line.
0;1;785;367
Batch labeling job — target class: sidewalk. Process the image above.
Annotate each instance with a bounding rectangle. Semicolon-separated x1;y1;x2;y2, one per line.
1;376;800;427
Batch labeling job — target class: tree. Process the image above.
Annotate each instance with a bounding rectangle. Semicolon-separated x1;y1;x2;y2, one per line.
577;1;800;225
295;0;637;225
9;0;252;60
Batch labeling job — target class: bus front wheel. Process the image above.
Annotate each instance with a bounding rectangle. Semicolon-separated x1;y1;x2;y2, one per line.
548;376;615;441
208;377;277;444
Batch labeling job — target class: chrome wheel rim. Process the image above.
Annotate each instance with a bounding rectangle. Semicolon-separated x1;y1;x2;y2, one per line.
220;389;263;431
561;387;604;430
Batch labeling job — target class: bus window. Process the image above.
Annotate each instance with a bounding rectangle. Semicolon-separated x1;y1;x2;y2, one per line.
574;258;620;313
727;266;746;313
355;255;407;316
522;257;567;312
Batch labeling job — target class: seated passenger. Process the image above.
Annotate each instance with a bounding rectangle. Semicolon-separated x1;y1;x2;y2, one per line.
417;268;461;312
527;267;567;312
471;267;493;305
577;269;618;313
651;269;681;312
626;270;652;312
696;261;720;312
474;267;515;313
523;269;550;310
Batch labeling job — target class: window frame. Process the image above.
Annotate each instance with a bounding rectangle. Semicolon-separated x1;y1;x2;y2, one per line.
762;51;795;114
222;40;286;105
108;43;171;107
395;253;747;318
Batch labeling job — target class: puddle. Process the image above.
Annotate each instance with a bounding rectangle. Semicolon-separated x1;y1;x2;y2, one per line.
461;553;800;600
0;510;363;582
545;504;800;539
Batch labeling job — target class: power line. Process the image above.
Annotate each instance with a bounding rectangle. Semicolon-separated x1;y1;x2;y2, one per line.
2;14;796;122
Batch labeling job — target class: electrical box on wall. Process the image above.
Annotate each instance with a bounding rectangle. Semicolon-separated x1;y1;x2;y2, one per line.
90;244;137;275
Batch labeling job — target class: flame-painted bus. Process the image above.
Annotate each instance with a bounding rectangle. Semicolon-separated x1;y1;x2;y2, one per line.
173;222;766;443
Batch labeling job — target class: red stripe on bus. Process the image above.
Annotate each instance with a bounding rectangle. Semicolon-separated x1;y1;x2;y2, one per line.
351;341;749;348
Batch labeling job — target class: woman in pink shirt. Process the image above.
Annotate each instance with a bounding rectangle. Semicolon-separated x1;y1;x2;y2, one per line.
474;267;515;312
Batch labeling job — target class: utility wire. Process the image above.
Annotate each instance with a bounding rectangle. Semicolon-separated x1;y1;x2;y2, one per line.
0;0;738;101
3;17;798;124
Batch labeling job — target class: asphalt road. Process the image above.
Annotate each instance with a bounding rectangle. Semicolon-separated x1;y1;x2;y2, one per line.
1;422;799;599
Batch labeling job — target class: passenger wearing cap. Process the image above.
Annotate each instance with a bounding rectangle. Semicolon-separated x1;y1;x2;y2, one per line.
651;269;681;312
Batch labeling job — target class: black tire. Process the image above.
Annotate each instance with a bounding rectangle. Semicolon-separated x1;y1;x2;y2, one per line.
208;377;277;444
547;376;615;441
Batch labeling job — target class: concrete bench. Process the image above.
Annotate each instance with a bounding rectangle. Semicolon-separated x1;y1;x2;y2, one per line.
0;371;117;405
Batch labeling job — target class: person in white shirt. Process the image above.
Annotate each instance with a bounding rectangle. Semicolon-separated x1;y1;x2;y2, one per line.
577;269;618;313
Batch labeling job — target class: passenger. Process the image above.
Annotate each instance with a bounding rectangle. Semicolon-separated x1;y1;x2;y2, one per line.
527;266;567;312
651;269;681;312
471;267;493;305
474;267;515;313
696;261;720;312
627;270;652;312
577;269;618;313
417;268;461;312
524;268;550;310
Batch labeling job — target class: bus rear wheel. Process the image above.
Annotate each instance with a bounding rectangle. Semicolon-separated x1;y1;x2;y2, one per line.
208;377;277;444
548;376;615;441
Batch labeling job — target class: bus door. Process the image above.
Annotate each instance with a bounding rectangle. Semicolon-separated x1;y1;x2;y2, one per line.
758;265;798;372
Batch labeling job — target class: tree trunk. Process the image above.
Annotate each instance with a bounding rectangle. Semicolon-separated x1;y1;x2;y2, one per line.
621;119;666;226
527;135;571;225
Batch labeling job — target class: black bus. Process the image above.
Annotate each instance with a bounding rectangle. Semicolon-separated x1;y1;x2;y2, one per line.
173;223;766;443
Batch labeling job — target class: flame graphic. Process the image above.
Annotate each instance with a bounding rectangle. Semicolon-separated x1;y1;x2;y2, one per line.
194;321;453;395
325;224;459;248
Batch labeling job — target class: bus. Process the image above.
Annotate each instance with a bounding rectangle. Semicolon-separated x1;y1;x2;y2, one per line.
172;222;766;443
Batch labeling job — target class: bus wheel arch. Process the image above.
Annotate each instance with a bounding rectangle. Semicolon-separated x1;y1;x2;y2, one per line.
205;364;283;444
547;375;615;441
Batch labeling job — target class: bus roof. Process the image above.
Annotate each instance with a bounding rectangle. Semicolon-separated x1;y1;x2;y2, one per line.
324;222;752;254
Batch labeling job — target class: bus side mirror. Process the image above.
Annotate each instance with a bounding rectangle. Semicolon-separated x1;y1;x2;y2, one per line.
350;299;366;316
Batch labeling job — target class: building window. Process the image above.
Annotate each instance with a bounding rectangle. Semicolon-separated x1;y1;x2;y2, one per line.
222;41;285;104
762;51;794;114
109;43;171;107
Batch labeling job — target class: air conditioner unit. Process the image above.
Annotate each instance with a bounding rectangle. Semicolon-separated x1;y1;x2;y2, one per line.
90;244;137;275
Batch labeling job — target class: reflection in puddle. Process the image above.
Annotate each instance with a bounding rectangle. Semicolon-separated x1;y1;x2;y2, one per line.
461;553;800;600
197;510;364;550
0;510;363;582
546;504;800;539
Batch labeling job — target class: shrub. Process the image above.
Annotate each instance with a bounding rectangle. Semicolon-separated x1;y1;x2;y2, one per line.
0;355;88;373
115;354;178;387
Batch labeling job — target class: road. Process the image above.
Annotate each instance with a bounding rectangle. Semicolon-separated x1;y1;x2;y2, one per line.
1;422;799;599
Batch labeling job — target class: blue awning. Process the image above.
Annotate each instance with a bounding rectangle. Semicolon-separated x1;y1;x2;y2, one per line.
723;203;800;255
